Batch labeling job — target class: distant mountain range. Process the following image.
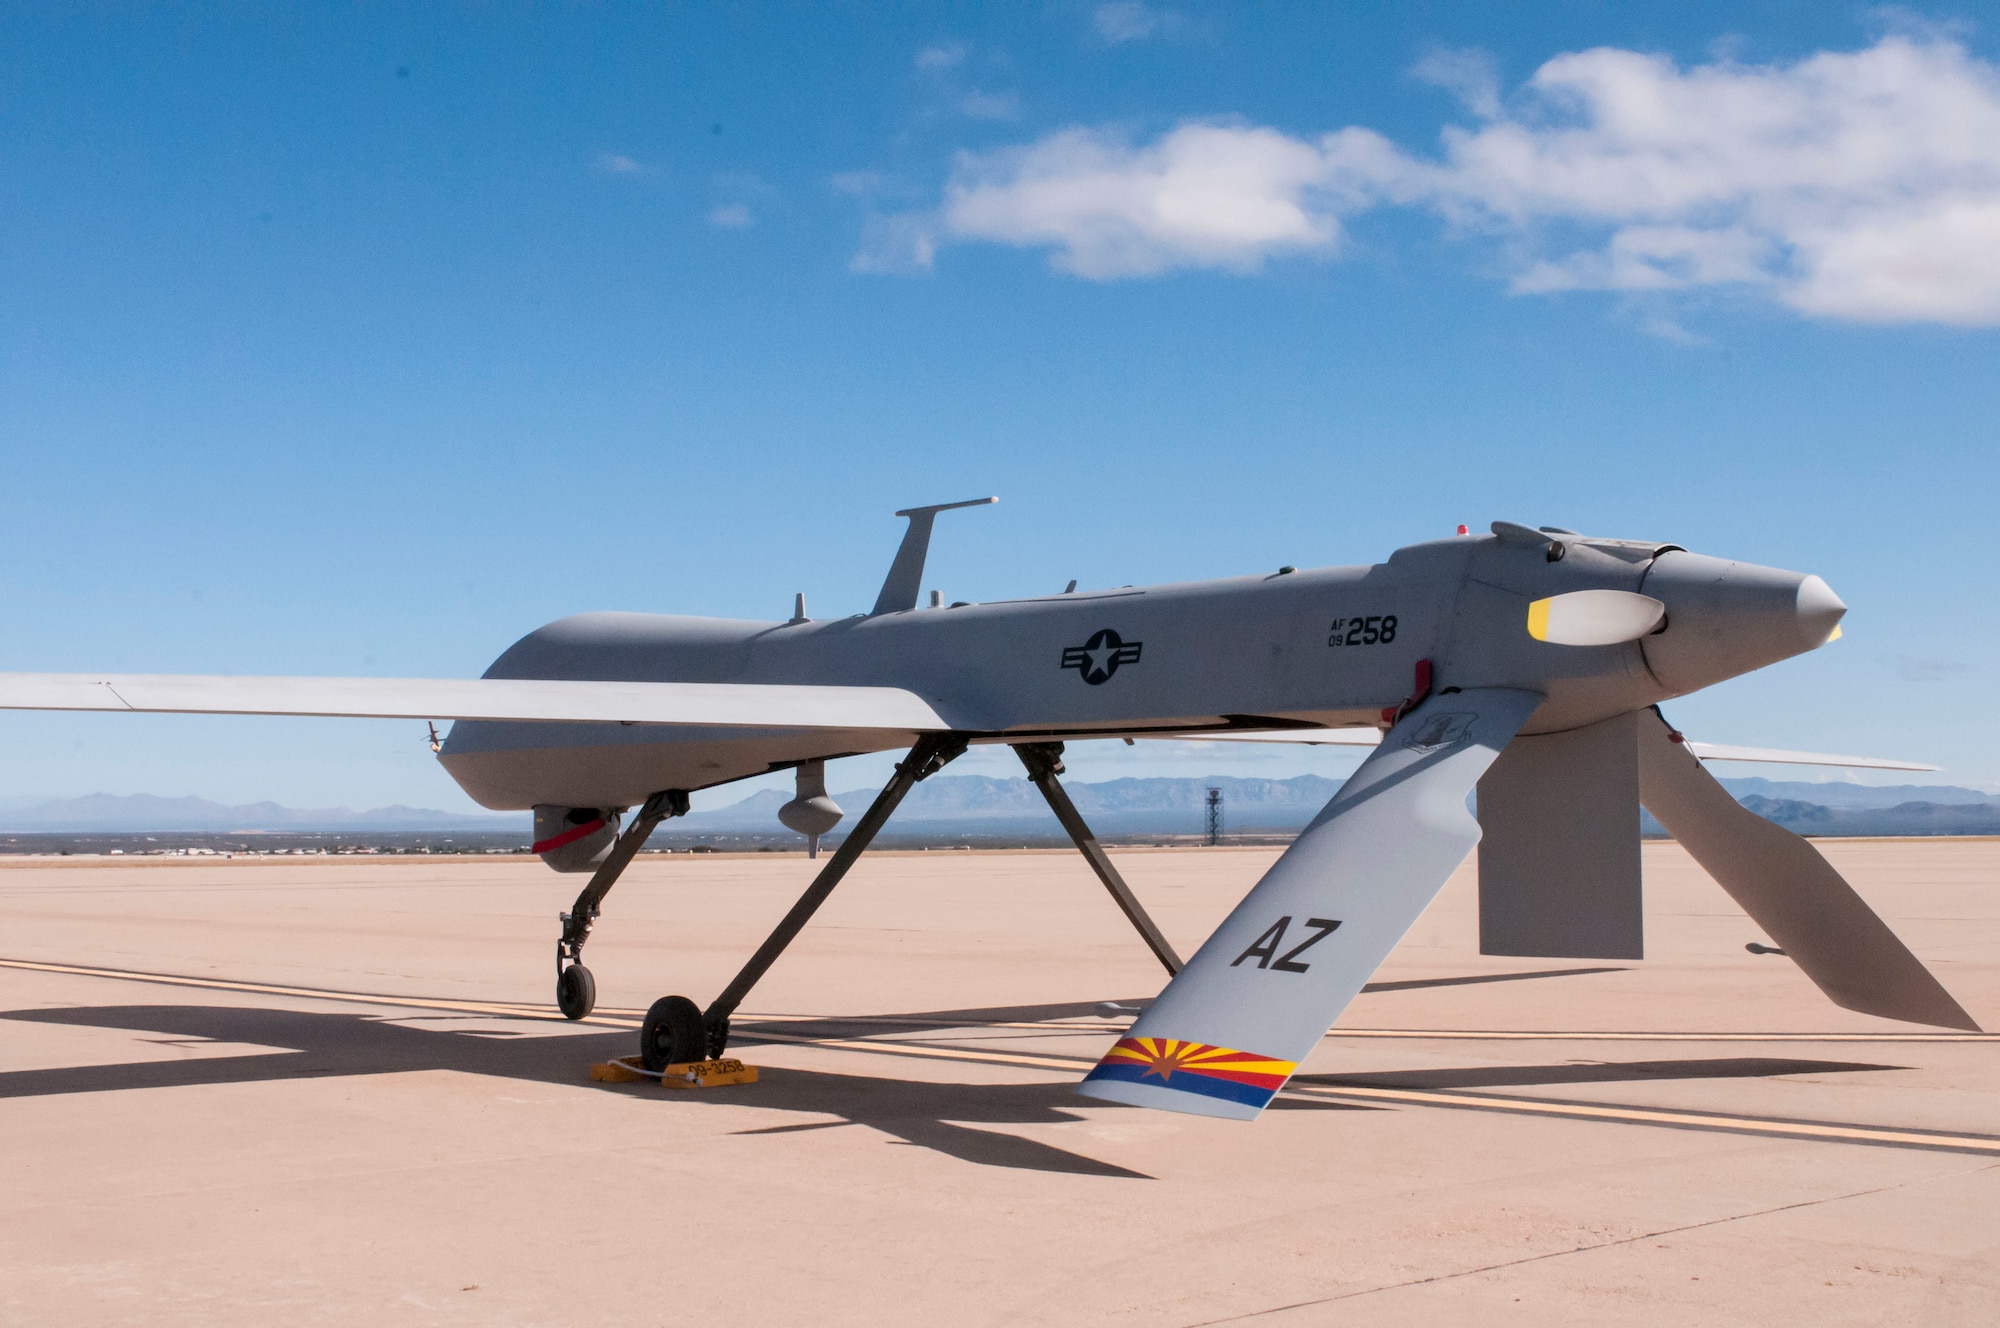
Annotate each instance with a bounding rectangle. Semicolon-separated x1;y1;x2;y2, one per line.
0;793;522;833
2;774;1994;838
689;773;1347;836
1727;795;2000;837
1715;777;1999;809
684;773;2000;839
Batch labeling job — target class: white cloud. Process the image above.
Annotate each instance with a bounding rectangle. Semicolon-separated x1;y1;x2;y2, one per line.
919;35;2000;326
913;38;1020;121
959;90;1021;121
1093;2;1179;44
1409;38;2000;323
849;213;938;275
830;170;885;197
1636;313;1709;345
1511;225;1778;294
1410;47;1502;118
943;122;1385;278
1783;200;2000;323
708;203;755;229
597;153;650;175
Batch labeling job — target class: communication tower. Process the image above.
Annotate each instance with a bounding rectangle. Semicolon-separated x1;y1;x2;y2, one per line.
1204;787;1223;846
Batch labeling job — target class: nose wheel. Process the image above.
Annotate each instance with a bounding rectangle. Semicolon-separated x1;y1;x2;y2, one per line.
556;964;596;1020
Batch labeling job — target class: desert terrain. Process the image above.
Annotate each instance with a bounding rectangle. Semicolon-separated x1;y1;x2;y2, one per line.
0;840;1994;1325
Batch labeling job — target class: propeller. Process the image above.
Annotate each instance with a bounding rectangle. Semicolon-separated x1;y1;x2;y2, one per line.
1635;708;1979;1031
1527;589;1667;646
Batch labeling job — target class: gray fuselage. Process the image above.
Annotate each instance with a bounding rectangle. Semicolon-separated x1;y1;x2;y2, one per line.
438;530;1836;810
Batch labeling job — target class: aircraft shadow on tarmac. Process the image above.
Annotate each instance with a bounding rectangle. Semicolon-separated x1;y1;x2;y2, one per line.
736;997;1145;1040
742;967;1628;1039
1294;1057;1906;1092
0;999;1908;1179
0;1002;1199;1179
1357;965;1627;993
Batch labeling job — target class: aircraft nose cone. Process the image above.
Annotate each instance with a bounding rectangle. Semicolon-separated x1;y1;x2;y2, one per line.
1795;574;1847;648
1640;552;1846;696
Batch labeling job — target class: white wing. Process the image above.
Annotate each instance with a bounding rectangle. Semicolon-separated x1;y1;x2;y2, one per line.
0;675;1941;768
1680;741;1935;772
0;673;949;731
1132;726;1933;771
1131;729;1383;748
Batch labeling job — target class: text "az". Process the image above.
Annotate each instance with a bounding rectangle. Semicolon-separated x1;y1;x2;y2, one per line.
1230;916;1341;973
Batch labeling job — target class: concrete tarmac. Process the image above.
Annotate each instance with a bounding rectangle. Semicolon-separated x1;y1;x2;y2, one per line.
0;840;1995;1325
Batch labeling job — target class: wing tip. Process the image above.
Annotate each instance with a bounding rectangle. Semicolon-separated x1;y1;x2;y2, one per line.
1074;1076;1267;1121
1832;995;1984;1033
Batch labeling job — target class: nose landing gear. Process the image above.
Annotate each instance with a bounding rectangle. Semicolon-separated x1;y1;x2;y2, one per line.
553;788;689;1020
556;963;597;1021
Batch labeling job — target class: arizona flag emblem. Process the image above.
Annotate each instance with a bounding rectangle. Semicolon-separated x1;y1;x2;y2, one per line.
1081;1037;1296;1113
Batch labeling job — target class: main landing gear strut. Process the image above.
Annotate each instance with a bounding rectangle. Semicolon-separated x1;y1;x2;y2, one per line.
649;733;971;1070
1012;741;1182;976
571;734;1186;1073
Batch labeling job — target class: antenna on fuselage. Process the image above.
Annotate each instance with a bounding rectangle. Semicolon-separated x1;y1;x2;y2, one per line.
869;497;996;615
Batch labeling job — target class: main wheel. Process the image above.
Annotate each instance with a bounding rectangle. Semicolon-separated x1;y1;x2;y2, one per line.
639;995;707;1072
556;964;596;1020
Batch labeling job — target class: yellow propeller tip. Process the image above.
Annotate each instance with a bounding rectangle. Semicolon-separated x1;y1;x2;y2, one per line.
1827;624;1843;643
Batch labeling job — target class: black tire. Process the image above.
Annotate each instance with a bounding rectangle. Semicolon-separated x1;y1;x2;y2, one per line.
704;1014;730;1061
556;964;596;1020
639;995;707;1072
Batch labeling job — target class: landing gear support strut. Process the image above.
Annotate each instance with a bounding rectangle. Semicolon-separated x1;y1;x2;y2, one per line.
665;732;968;1069
554;788;690;1020
1014;741;1183;976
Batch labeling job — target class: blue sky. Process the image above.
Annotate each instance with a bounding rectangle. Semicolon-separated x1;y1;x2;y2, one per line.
2;3;1996;812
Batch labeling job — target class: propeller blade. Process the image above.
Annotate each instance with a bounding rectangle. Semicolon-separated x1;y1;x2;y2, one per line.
1636;708;1979;1031
1527;590;1666;646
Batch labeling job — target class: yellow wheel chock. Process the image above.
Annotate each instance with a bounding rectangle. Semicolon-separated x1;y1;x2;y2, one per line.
590;1056;758;1088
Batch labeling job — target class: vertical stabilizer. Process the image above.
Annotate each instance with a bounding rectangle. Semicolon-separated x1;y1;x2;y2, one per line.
1477;712;1645;959
870;498;996;615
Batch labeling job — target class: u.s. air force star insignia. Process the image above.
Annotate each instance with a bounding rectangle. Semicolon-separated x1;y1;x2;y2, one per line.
1061;628;1142;685
1402;711;1476;754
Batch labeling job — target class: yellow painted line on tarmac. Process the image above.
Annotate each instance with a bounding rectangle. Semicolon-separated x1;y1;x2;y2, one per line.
743;1032;2000;1156
0;956;597;1025
754;1019;2000;1043
748;1033;2000;1156
8;955;1999;1155
7;957;1995;1045
1279;1082;2000;1155
743;1027;1096;1072
1320;1027;2000;1044
650;1017;2000;1044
